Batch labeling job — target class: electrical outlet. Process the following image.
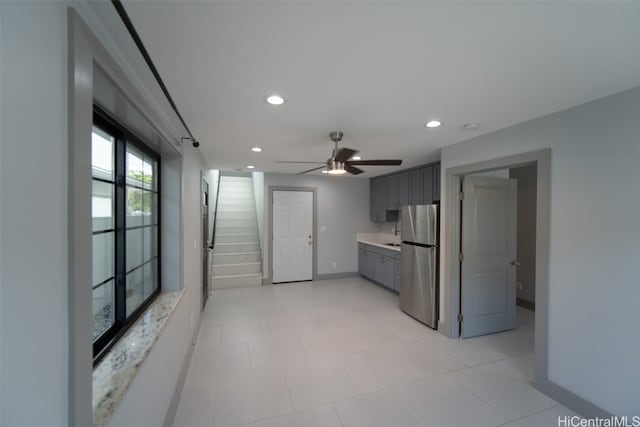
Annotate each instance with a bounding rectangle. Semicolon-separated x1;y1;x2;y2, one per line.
517;281;523;291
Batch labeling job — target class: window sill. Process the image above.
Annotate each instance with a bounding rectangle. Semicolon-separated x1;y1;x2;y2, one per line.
92;289;186;427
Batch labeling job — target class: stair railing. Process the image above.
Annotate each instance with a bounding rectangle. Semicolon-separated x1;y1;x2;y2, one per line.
209;175;221;249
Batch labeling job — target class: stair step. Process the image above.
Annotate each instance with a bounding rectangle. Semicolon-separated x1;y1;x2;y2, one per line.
217;218;257;228
216;234;259;244
213;252;261;264
217;211;256;219
216;226;258;234
211;273;262;289
212;262;261;276
214;242;260;253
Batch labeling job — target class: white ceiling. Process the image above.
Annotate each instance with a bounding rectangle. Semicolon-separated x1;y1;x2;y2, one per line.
123;1;640;177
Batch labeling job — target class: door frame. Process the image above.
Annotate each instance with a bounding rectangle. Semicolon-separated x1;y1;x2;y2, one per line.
268;186;318;284
441;149;550;389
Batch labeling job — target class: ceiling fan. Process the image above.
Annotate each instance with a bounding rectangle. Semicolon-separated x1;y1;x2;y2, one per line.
276;131;402;175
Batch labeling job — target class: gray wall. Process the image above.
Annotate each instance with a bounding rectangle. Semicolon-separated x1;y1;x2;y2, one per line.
1;2;206;425
440;86;640;416
510;165;537;304
263;173;378;277
1;2;69;425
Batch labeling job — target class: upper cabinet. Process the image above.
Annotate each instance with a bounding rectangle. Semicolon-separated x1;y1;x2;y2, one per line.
398;172;409;207
409;168;424;205
369;162;440;222
386;174;400;211
370;177;386;222
432;164;441;201
422;166;433;204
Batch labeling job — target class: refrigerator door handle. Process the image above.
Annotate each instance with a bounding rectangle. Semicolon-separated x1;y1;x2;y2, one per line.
402;241;438;249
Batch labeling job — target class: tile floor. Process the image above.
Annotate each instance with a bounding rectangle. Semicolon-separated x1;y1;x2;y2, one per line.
174;278;578;427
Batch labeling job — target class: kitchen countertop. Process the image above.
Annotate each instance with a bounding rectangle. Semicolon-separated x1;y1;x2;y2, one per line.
356;232;401;252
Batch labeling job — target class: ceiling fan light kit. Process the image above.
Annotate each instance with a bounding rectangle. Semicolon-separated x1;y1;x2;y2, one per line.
276;131;403;176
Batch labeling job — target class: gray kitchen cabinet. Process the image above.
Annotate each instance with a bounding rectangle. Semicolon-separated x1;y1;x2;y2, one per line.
398;172;409;208
409;169;424;205
432;164;441;201
369;163;439;220
358;242;400;293
370;177;386;222
422;166;434;204
386;174;400;211
383;255;396;291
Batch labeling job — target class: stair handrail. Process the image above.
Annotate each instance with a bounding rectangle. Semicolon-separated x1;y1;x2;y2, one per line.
209;174;221;249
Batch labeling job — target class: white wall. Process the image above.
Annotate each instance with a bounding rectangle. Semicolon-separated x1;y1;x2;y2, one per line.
1;2;69;425
440;86;640;416
263;173;378;277
252;171;265;249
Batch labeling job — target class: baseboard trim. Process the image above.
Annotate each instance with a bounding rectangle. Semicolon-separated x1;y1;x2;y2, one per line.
535;377;612;419
315;272;359;281
516;298;535;311
163;313;203;427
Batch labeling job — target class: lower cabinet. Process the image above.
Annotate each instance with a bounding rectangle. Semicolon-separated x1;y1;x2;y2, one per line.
358;243;400;293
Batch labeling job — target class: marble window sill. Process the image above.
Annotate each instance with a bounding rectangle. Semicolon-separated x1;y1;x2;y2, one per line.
92;289;186;427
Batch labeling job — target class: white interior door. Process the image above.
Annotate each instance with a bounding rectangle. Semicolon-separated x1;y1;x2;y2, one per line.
272;191;313;283
461;176;517;338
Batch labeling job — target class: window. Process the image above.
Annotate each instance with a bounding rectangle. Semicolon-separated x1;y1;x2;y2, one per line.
92;108;160;362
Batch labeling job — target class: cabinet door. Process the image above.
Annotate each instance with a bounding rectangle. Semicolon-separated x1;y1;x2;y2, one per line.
398;172;409;208
386;174;400;211
370;178;386;221
359;249;367;277
409;169;424;205
366;250;376;278
423;166;434;204
384;256;396;290
432;164;441;201
372;254;384;283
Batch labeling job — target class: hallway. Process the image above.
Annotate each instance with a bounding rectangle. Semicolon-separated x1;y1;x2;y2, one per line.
174;278;577;427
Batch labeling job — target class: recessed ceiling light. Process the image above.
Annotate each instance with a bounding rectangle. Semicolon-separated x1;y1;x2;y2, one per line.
351;156;362;161
425;120;442;128
251;147;263;152
321;170;328;174
247;165;255;169
461;123;481;131
265;95;285;105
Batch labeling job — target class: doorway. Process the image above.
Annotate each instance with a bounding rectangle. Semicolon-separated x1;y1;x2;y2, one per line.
269;187;317;284
441;148;550;389
460;174;518;338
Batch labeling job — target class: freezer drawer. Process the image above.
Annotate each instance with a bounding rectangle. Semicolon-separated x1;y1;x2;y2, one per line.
399;242;438;328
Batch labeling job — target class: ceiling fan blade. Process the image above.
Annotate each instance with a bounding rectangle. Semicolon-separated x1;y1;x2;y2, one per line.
275;161;326;164
334;147;358;163
347;159;403;166
297;165;326;175
346;164;364;175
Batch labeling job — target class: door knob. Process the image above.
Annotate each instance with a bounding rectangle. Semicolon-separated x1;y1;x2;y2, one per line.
511;259;521;266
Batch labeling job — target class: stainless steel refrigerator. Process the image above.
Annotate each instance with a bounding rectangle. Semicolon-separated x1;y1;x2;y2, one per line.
399;205;439;329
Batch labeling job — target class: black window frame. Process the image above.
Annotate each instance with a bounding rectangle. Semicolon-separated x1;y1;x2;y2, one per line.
92;106;162;364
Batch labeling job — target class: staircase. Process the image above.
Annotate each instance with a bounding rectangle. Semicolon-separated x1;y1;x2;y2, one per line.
210;175;263;289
